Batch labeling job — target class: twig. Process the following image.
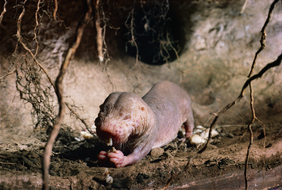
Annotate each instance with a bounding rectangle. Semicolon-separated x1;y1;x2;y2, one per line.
126;0;139;68
241;53;282;95
95;0;104;62
53;0;58;21
0;0;7;24
65;102;89;130
14;0;88;131
0;68;16;81
33;0;43;56
240;0;248;14
244;84;255;190
14;1;57;129
247;0;280;77
92;0;114;90
198;0;281;155
242;2;280;189
42;0;92;189
198;52;282;154
0;161;16;165
100;1;111;65
165;32;179;61
15;1;55;88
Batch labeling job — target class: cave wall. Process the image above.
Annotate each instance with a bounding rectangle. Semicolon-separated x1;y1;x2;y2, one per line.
0;0;282;140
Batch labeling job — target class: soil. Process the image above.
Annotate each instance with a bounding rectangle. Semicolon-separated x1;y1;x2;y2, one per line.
1;114;282;189
1;0;282;189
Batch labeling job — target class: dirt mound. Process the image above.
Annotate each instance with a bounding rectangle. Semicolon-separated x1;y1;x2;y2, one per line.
1;0;282;189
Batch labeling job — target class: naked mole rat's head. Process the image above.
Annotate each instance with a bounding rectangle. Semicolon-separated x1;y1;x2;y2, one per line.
95;92;148;148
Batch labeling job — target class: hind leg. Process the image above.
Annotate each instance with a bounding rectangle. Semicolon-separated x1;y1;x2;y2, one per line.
183;117;194;138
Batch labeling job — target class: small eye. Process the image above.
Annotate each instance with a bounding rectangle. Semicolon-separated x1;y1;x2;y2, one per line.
124;115;131;120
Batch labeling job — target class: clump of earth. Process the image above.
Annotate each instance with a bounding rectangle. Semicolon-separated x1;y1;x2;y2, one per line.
1;0;282;189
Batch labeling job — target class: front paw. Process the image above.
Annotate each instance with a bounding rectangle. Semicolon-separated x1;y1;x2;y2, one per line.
107;150;125;168
98;151;108;165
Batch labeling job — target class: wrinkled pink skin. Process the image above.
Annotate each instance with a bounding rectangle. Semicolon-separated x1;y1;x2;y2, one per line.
95;81;194;167
98;150;126;168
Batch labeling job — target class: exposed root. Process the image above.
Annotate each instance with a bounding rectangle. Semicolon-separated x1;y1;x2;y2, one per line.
240;0;248;14
198;44;282;154
33;0;43;57
15;1;55;88
198;0;281;154
0;69;16;81
125;0;139;68
196;1;281;189
93;0;114;90
42;0;93;189
244;84;255;190
0;0;7;24
247;0;280;77
95;0;104;62
65;102;89;131
10;0;91;132
53;0;58;21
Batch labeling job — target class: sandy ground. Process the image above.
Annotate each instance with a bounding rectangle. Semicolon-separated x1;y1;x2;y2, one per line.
0;114;282;189
1;0;282;189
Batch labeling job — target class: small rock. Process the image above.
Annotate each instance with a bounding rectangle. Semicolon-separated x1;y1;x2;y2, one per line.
196;125;206;130
200;128;219;139
219;133;226;137
150;147;164;157
205;160;217;167
194;36;206;50
189;134;206;145
166;142;178;150
163;152;174;159
18;144;28;150
227;133;234;138
106;175;113;184
216;128;222;133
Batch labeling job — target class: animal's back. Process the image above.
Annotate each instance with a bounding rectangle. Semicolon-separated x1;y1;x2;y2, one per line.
142;81;194;148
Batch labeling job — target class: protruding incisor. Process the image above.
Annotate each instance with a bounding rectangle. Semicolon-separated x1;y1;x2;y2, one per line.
106;137;113;146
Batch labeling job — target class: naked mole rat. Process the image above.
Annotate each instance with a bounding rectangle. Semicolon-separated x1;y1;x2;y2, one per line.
94;81;194;167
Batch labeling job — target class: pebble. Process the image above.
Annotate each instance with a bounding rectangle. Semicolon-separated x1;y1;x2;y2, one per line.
150;147;164;157
189;134;206;145
196;125;206;130
227;133;234;138
200;128;219;139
